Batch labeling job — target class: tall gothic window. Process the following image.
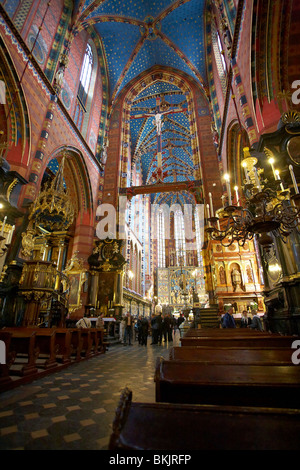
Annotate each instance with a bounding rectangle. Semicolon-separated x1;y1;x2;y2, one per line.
212;24;227;95
194;208;202;266
216;31;226;72
78;43;93;104
74;43;93;129
174;209;186;266
157;210;165;268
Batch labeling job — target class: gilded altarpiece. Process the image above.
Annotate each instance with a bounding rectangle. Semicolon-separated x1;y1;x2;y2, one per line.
157;267;206;309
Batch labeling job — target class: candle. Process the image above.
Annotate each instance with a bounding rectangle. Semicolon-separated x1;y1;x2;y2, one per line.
0;216;7;236
289;165;299;194
242;162;250;184
208;192;214;217
268;158;277;180
206;204;211;227
253;168;262;191
221;195;226;207
6;228;12;244
234;186;239;205
275;170;284;192
224;174;232;205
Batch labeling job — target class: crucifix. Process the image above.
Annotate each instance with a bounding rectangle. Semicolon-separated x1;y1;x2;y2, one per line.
131;95;186;182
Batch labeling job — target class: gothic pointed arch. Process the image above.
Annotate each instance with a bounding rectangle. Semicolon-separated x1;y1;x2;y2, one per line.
0;35;30;167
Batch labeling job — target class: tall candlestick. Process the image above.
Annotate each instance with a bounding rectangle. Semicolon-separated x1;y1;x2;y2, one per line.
6;227;12;244
253;168;262;191
0;216;7;236
208;192;214;217
242;162;250;184
224;174;232;205
275;170;284;192
268;158;277;180
234;186;239;205
289;164;299;194
206;204;211;227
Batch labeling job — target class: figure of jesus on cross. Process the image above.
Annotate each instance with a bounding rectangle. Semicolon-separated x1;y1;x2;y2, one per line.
130;95;186;182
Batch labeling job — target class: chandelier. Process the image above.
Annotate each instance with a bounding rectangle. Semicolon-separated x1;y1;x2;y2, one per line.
29;151;75;232
206;147;300;254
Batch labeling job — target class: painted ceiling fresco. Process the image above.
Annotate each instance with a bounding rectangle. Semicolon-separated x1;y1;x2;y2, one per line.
74;1;208;201
74;0;207;100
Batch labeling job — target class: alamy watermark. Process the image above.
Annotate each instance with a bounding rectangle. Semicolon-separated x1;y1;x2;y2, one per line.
95;196;205;251
0;340;5;364
291;80;300;105
0;80;5;105
291;340;300;365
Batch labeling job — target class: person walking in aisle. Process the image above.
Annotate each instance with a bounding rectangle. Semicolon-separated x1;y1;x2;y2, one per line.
124;312;133;345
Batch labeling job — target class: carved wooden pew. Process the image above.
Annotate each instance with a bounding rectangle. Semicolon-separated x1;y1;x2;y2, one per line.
95;328;107;353
89;329;99;355
155;358;300;408
109;388;300;450
52;328;72;364
79;329;93;358
0;331;14;385
29;328;58;369
180;335;297;348
2;328;39;376
169;346;294;365
184;328;271;336
68;328;83;362
6;327;59;369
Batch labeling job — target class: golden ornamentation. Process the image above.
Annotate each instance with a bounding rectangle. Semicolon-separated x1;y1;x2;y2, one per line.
29;150;75;232
6;177;18;202
281;110;300;124
63;252;87;314
21;229;36;258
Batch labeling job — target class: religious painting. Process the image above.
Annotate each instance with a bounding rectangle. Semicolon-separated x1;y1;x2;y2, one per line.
63;252;87;314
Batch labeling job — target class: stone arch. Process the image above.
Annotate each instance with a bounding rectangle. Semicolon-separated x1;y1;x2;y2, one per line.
102;66;211;212
226;120;250;187
0;36;30;169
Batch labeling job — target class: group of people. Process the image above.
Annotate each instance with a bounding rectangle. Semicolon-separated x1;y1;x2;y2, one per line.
76;313;104;329
119;310;184;346
221;305;264;331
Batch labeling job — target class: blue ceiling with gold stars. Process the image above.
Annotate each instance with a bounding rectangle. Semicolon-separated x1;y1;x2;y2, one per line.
74;0;207;101
72;0;208;203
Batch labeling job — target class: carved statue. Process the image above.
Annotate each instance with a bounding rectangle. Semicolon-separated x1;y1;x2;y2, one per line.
231;267;242;292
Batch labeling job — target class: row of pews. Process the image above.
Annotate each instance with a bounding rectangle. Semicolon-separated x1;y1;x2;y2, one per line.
109;327;300;450
0;326;107;391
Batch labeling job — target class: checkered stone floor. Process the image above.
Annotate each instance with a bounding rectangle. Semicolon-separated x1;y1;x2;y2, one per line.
0;331;181;450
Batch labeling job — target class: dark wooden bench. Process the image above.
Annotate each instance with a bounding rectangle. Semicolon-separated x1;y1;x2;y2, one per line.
109;388;300;450
68;328;83;361
79;329;93;358
184;328;271;336
95;328;107;353
180;335;297;348
169;346;295;365
0;331;14;385
154;358;300;409
89;329;99;355
28;328;58;369
52;328;72;364
2;328;39;376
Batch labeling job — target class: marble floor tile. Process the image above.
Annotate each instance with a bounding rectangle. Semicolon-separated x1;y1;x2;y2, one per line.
0;331;181;450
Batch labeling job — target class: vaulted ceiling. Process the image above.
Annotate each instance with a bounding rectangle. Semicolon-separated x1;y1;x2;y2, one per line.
72;0;210;201
73;0;207;101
